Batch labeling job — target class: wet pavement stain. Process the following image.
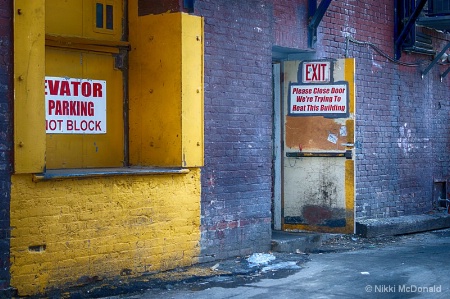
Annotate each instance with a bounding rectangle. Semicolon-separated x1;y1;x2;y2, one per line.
29;230;450;298
36;253;309;299
187;266;303;291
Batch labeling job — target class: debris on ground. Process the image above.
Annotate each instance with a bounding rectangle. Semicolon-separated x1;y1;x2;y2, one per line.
247;253;276;267
315;234;400;252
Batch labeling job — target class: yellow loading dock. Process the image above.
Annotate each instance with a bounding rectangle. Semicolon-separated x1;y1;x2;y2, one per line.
12;0;203;295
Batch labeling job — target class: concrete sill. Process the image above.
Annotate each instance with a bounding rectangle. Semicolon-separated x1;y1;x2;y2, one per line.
32;167;190;182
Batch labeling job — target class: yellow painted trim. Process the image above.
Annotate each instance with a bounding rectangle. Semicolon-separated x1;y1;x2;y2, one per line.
45;34;130;52
284;224;351;234
45;42;121;54
344;159;355;234
14;0;46;173
344;58;356;234
181;13;204;167
346;119;355;145
345;58;356;114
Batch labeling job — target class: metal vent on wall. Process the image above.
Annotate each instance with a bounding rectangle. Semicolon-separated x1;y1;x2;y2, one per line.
394;1;450;78
417;0;450;32
427;0;450;16
395;0;436;58
403;30;435;55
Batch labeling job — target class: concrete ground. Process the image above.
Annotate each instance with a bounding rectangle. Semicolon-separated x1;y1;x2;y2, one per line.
107;229;450;299
36;227;449;299
21;213;450;298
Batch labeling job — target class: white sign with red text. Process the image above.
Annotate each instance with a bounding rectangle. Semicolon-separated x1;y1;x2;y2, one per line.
45;76;106;134
289;83;348;116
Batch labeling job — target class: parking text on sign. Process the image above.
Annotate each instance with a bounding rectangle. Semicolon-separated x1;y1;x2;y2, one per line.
45;77;107;134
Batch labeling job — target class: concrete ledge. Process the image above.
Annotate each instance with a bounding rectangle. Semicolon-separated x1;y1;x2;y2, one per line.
356;213;450;238
32;167;190;182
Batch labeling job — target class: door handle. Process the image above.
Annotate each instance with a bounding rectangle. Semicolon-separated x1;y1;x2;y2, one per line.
286;151;353;159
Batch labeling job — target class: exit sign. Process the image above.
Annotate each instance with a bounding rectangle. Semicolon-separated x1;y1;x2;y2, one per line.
302;61;331;83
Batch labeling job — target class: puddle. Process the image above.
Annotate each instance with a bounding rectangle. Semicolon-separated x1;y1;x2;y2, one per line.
261;261;301;272
430;228;450;238
186;263;302;291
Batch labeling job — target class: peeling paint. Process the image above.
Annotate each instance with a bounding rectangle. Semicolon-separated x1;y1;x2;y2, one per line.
397;123;414;155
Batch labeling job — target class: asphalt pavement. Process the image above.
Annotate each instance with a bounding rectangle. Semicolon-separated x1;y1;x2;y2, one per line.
90;229;450;299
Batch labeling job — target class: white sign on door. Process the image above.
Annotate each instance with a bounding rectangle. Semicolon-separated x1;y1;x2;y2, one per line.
289;83;348;116
45;76;107;134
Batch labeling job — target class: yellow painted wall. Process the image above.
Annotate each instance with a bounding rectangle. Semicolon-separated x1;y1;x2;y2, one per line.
10;170;201;296
45;0;123;41
12;1;204;296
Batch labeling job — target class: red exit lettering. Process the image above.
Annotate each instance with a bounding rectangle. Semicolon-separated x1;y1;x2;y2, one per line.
303;62;330;83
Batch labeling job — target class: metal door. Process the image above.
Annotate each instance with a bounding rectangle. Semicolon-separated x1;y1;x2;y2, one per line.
45;0;126;168
281;59;355;234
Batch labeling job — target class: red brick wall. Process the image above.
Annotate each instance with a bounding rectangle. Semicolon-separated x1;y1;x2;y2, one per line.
194;0;450;262
273;0;308;49
271;0;450;218
195;0;273;261
138;0;182;15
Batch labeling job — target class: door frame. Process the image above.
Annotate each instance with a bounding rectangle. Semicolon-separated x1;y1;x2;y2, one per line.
273;62;282;230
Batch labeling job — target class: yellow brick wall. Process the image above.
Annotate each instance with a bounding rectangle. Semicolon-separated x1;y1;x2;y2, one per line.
10;169;201;296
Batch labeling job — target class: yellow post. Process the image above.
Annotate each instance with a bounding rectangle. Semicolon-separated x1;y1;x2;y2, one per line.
13;0;46;173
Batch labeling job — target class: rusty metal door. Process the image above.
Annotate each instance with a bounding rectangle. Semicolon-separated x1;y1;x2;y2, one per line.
281;59;355;234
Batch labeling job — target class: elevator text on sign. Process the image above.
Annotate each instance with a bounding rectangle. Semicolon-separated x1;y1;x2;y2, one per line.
302;61;331;83
45;77;107;134
289;83;348;117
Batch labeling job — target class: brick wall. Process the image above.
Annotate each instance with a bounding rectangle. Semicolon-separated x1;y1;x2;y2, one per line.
195;0;273;261
196;0;450;250
323;1;449;218
138;0;182;15
273;0;308;49
11;171;201;295
274;0;450;218
0;0;12;291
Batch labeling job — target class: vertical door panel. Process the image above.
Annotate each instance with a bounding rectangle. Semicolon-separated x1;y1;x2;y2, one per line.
45;0;125;169
45;48;124;168
282;59;355;233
